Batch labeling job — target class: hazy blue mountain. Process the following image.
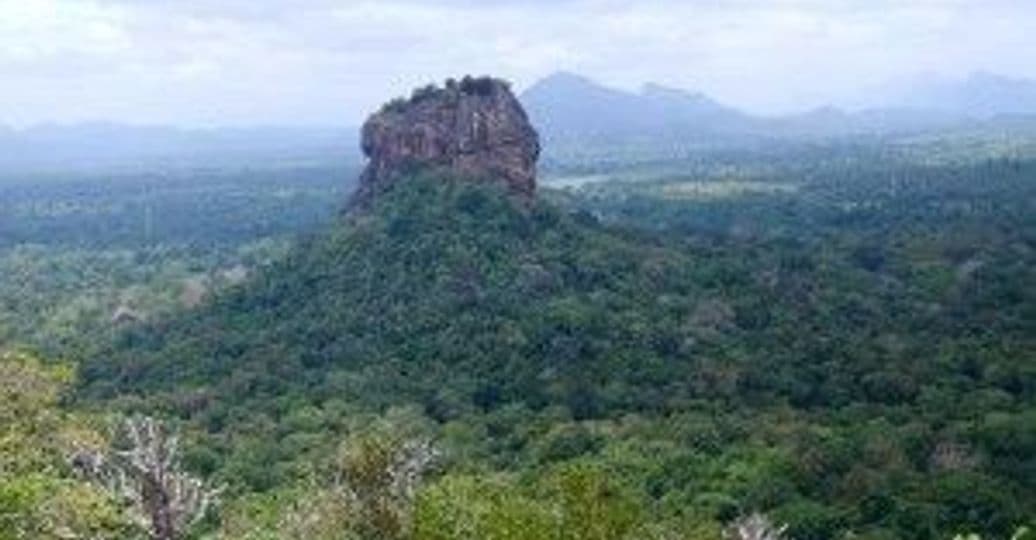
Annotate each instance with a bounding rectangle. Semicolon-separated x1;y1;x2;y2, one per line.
520;71;749;141
895;71;1036;117
0;123;360;175
518;72;1014;165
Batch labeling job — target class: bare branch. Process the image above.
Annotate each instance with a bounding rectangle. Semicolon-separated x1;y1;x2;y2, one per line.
72;416;221;540
725;512;789;540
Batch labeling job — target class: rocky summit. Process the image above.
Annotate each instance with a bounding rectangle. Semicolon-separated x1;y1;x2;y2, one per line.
350;76;540;207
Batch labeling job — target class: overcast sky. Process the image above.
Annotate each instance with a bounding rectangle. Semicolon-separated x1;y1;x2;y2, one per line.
2;0;1034;127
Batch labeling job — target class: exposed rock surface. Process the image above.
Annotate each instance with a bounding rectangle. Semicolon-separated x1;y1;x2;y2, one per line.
350;76;540;207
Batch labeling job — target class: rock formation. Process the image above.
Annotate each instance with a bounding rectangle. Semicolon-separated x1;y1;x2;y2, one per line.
350;76;540;207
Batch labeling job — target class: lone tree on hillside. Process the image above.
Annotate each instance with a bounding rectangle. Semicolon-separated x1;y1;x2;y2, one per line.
72;416;221;540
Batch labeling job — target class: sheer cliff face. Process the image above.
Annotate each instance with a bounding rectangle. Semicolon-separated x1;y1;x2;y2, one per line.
351;77;540;207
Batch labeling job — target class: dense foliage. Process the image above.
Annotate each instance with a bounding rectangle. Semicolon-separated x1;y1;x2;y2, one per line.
2;136;1034;538
0;165;344;356
0;351;132;539
73;147;1036;538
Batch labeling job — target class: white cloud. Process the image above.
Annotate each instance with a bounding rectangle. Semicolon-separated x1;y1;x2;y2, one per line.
0;0;130;64
0;0;1034;126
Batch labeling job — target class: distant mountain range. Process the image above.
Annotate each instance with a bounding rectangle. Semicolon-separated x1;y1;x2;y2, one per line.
3;71;1035;174
519;71;1036;161
521;71;752;140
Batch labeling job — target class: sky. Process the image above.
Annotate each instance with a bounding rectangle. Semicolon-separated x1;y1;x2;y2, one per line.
1;0;1035;127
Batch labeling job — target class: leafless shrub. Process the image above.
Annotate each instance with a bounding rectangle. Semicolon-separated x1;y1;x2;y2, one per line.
72;416;221;540
724;512;789;540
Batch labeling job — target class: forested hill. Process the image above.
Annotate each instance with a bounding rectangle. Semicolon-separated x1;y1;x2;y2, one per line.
80;175;704;414
75;157;1036;539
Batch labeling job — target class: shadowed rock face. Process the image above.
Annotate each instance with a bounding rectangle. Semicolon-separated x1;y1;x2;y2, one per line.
350;76;540;207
